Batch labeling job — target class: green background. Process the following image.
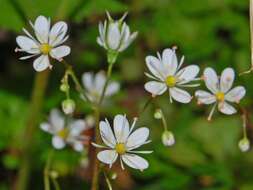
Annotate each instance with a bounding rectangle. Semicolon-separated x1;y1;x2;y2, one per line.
1;0;253;189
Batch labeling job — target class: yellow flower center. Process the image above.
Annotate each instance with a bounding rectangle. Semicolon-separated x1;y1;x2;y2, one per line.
57;128;69;139
40;43;51;54
115;143;126;155
215;92;225;102
165;76;176;87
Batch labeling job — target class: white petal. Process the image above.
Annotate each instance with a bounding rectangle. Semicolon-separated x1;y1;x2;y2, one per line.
218;102;237;115
177;65;200;84
122;154;149;171
40;122;53;133
97;150;118;165
144;81;167;95
33;55;50;72
162;48;178;75
105;82;120;96
34;15;50;43
220;68;235;93
49;21;68;46
99;121;116;148
113;115;130;143
145;56;165;80
95;72;106;91
82;72;94;91
126;127;149;150
70;120;86;136
195;90;216;104
203;67;219;93
97;37;105;47
73;141;84;152
50;45;70;60
225;86;246;103
107;22;121;50
49;109;64;132
169;87;192;103
119;31;138;52
16;36;39;54
52;136;65;149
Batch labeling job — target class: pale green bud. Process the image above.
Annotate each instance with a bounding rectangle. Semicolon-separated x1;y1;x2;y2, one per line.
238;138;250;152
162;131;175;146
62;99;75;114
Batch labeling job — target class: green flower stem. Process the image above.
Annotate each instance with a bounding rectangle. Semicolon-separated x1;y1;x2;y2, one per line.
160;109;168;131
138;96;154;118
52;178;61;190
44;150;54;190
91;62;115;190
15;70;50;190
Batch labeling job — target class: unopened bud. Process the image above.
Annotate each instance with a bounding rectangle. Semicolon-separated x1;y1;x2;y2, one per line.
162;131;175;146
60;83;69;92
111;172;117;180
62;99;75;114
154;109;162;119
238;138;250;152
50;170;59;179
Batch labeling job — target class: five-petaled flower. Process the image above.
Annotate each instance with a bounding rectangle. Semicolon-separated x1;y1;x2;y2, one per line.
195;67;246;121
97;11;138;61
81;71;120;103
92;114;152;171
16;15;70;72
40;109;91;152
144;48;200;103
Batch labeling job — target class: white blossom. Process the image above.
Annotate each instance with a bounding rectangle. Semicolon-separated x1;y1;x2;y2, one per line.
92;115;152;171
81;71;120;103
144;48;200;103
97;12;138;53
16;15;70;72
195;67;246;121
40;109;91;152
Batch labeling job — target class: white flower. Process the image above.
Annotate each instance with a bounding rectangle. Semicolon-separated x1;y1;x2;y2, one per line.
97;12;138;53
81;71;120;103
195;67;246;121
144;48;200;103
162;131;175;146
16;15;70;72
238;138;250;152
92;114;152;171
40;109;90;152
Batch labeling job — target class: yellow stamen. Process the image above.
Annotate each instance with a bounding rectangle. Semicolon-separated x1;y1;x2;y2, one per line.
215;92;225;102
40;43;51;54
57;128;69;139
115;143;126;154
165;76;176;87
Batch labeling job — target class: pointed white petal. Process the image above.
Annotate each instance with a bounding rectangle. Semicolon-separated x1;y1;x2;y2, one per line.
33;55;50;72
69;119;86;136
99;121;116;148
16;36;39;54
220;68;235;93
50;45;70;60
107;22;121;50
225;86;246;103
34;15;50;43
218;102;237;115
162;48;178;76
113;115;130;143
82;72;94;91
122;154;149;171
40;122;53;133
105;82;120;96
97;150;118;165
145;55;165;80
52;136;65;149
49;109;65;132
203;67;219;93
195;90;216;104
144;81;167;96
49;21;68;46
126;127;150;150
169;87;192;103
95;72;106;91
177;65;200;84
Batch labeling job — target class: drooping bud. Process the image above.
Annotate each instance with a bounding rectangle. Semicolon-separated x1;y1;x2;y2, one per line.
238;138;250;152
60;83;69;92
62;99;75;114
154;109;162;119
162;131;175;147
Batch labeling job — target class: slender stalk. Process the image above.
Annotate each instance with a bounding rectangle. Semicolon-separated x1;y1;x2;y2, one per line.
15;70;50;190
52;178;61;190
44;150;54;190
91;62;115;190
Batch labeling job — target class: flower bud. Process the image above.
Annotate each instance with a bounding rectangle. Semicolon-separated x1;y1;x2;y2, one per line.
154;109;162;119
111;172;117;180
60;83;69;92
162;131;175;146
62;99;75;114
50;170;59;179
238;138;250;152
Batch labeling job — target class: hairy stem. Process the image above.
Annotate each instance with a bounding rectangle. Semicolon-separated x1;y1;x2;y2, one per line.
15;70;50;190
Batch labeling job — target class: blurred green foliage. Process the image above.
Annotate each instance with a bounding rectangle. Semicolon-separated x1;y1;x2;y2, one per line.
1;0;253;190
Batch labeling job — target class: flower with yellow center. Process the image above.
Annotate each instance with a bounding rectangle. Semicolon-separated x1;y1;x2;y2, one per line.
215;92;225;102
57;128;69;139
115;143;126;154
39;43;52;54
165;76;176;87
